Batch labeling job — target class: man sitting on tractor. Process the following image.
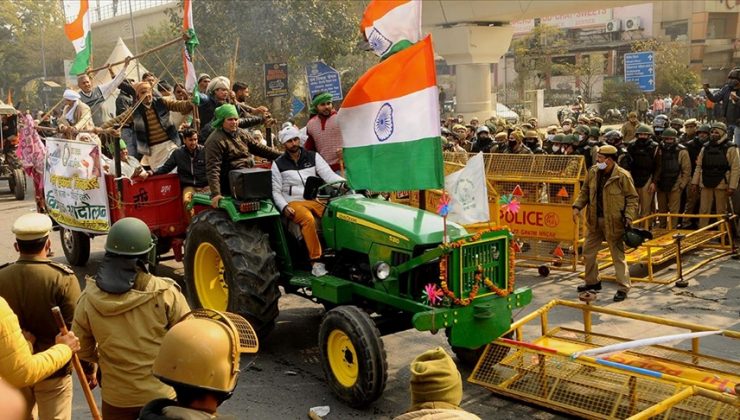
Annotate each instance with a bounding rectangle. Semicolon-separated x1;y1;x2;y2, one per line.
272;125;344;277
151;128;208;221
205;104;279;208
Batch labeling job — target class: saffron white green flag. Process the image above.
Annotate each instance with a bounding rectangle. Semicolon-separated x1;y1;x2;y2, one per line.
63;0;92;76
182;0;199;93
445;153;490;225
361;0;422;58
338;36;443;191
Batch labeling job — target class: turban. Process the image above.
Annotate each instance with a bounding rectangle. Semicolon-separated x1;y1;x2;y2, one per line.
198;73;211;83
63;89;80;101
206;76;230;95
211;104;239;129
310;92;332;114
409;347;462;409
134;82;151;97
278;126;301;144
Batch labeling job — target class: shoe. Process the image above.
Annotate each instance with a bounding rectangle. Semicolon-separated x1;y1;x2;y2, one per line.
577;282;602;293
311;262;328;277
613;290;627;302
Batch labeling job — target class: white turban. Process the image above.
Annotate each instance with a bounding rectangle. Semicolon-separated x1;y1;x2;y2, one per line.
63;89;80;101
206;76;230;95
279;126;301;144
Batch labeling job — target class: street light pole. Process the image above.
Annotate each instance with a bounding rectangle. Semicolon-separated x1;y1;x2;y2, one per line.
41;26;48;109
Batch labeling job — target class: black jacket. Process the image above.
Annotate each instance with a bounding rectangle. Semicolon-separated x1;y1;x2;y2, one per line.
153;144;208;188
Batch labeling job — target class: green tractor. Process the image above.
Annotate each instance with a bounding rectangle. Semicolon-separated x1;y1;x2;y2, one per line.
184;183;531;408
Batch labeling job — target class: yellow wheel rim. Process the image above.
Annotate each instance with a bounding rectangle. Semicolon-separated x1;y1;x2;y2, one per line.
327;330;358;388
193;242;228;311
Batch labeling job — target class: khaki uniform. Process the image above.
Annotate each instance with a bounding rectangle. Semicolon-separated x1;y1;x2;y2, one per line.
73;272;190;413
691;137;740;227
654;147;692;227
573;164;639;293
620;121;639;142
0;257;80;420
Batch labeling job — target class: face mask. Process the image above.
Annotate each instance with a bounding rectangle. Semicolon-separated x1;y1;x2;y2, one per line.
596;162;607;170
546;134;555;141
552;145;561;153
562;124;571;130
508;141;517;149
710;133;721;142
579;135;586;141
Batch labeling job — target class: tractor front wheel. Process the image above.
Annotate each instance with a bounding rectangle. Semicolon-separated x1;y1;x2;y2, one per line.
184;210;280;338
13;169;25;200
319;305;387;408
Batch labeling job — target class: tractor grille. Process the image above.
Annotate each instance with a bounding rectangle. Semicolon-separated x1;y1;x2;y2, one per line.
458;238;507;297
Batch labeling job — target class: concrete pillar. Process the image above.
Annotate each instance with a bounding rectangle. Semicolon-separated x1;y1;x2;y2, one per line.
455;64;492;118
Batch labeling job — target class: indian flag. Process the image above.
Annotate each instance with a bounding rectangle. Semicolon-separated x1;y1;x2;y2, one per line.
361;0;422;58
339;36;443;192
63;0;92;76
182;0;199;94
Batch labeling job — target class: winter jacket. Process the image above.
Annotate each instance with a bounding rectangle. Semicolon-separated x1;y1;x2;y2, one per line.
153;144;208;188
72;272;190;408
139;399;236;419
271;148;344;212
0;297;72;388
205;127;281;196
691;135;740;189
573;164;639;241
0;256;80;379
705;84;740;125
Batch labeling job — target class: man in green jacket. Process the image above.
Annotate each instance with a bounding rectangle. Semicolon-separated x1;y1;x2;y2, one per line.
572;145;639;302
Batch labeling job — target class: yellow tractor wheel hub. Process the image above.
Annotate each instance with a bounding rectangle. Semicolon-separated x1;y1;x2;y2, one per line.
194;242;228;311
327;330;358;387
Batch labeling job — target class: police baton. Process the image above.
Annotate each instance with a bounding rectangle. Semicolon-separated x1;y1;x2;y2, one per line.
51;307;102;420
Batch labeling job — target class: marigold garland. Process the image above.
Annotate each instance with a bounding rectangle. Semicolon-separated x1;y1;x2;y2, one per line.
436;227;516;307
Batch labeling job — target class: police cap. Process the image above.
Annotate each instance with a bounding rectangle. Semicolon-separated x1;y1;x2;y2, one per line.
12;213;53;241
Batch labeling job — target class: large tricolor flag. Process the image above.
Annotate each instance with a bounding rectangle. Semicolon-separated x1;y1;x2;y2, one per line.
338;36;443;191
361;0;422;59
182;0;199;94
63;0;92;75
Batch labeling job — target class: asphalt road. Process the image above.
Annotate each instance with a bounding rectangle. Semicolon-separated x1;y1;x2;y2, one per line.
1;181;737;419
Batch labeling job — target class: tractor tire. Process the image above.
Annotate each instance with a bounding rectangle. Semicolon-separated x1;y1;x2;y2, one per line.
319;306;387;408
13;169;25;200
184;210;280;338
60;227;90;266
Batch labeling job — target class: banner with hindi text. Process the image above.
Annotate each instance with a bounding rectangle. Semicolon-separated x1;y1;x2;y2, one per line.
44;138;110;234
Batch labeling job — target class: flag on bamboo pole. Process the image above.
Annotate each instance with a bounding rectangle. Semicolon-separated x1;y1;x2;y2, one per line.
182;0;200;104
360;0;422;59
338;36;443;191
63;0;92;75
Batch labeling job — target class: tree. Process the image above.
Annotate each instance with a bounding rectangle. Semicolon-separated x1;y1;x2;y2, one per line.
559;53;606;102
600;78;643;112
510;24;568;96
139;0;372;122
631;38;699;96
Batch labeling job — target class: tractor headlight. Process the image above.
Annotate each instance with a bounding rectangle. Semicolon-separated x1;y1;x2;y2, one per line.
373;261;391;280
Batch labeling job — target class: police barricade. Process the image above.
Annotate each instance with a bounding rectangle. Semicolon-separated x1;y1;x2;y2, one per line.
588;213;736;284
404;152;586;275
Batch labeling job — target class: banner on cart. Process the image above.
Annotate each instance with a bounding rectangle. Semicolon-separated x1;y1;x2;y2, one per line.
44;137;110;233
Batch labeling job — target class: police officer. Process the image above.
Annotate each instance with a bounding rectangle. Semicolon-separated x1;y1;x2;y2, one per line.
691;122;740;228
0;213;82;420
604;130;628;166
621;112;640;142
574;124;594;168
73;218;190;419
502;130;532;154
625;124;659;217
524;130;545;154
572;145;639;302
653;128;691;227
682;120;711;229
679;119;698;145
670;118;685;135
652;114;669;141
139;310;259;419
471;125;495;153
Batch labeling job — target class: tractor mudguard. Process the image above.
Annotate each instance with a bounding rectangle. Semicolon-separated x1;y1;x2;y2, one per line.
191;193;280;222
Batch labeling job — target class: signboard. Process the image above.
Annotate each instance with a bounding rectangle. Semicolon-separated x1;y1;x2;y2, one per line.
44;138;110;233
624;51;655;92
306;61;343;101
498;203;575;242
290;96;305;117
264;63;288;98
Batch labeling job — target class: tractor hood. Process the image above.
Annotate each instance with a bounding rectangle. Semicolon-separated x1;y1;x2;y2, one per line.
323;195;467;252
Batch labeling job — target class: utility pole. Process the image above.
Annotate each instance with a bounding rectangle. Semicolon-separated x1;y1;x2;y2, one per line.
41;26;48;109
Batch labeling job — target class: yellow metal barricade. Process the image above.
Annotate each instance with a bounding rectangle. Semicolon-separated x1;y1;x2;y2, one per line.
435;152;587;275
589;213;736;284
470;300;740;419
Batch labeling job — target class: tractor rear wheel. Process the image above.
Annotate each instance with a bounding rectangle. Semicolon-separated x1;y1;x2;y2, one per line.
184;210;280;338
319;305;387;408
60;227;90;266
